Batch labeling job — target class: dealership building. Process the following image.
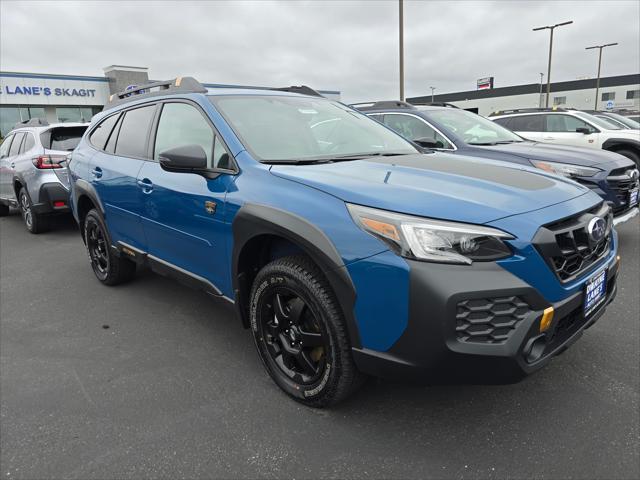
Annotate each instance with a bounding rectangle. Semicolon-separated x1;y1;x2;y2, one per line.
408;73;640;116
0;65;341;137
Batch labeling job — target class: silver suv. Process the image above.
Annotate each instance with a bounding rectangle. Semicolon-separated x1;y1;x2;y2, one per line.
0;119;88;233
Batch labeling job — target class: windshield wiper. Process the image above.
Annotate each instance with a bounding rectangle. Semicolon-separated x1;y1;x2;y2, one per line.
468;141;498;146
263;152;414;165
494;140;524;144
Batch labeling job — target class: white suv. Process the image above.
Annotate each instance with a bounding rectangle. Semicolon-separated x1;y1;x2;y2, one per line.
491;109;640;167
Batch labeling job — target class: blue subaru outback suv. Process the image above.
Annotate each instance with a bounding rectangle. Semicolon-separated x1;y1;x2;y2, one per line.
69;78;620;407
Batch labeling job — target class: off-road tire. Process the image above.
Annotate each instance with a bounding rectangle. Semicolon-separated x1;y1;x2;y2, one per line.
84;208;136;285
250;254;365;407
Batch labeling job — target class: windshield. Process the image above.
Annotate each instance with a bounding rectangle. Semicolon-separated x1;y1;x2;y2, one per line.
209;95;418;162
424;108;523;145
574;111;622;130
605;113;640;129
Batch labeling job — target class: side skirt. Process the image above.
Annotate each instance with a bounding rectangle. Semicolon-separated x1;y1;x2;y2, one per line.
114;241;232;302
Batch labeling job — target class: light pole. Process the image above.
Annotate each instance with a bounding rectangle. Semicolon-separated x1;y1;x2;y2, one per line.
586;43;618;110
399;0;404;101
430;86;436;103
533;20;573;108
539;72;544;107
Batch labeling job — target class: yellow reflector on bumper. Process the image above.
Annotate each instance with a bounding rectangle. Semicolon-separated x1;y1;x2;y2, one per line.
540;307;554;333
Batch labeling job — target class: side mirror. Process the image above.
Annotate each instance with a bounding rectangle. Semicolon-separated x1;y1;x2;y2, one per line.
159;144;207;172
576;127;591;134
414;137;444;149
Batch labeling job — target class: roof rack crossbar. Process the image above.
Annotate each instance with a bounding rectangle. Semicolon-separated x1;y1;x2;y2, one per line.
270;85;324;97
489;107;569;116
106;76;208;107
13;118;50;129
350;100;416;111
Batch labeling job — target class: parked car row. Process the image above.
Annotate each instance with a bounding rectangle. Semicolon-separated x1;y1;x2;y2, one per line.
0;77;633;407
352;102;639;219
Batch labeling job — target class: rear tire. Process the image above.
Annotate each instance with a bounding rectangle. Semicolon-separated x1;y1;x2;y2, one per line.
19;187;48;234
0;203;9;217
615;149;640;167
84;208;136;285
250;255;365;407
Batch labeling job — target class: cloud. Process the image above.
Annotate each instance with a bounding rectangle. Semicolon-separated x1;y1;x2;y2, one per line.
1;0;638;102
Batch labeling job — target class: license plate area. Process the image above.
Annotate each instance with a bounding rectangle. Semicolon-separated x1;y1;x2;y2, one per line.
629;188;639;207
584;269;607;317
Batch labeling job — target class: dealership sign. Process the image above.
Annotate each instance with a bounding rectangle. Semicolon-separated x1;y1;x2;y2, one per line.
1;85;98;97
0;74;109;106
477;77;494;90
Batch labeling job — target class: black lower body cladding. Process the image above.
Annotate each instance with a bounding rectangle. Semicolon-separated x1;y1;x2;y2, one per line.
352;259;619;384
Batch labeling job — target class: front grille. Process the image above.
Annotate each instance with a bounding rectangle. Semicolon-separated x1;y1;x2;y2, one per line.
456;296;531;344
534;202;613;283
607;168;639;214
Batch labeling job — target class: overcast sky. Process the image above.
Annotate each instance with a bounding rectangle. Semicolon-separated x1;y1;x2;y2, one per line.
1;0;638;102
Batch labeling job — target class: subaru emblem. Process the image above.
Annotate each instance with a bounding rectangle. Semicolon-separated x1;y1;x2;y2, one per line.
587;217;607;243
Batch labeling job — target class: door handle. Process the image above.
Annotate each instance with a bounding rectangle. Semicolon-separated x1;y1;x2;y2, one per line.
91;167;103;178
137;178;153;193
10;162;15;168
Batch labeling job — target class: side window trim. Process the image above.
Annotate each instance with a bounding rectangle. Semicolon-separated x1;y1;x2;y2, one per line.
0;134;14;158
375;112;456;151
149;99;238;174
89;112;121;151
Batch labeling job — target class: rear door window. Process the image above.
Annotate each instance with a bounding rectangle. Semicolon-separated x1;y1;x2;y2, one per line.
115;105;156;158
90;114;120;150
8;133;24;156
21;133;35;152
509;115;544;132
0;134;14;158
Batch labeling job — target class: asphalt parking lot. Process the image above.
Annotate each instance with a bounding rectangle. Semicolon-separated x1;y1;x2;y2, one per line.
0;211;638;480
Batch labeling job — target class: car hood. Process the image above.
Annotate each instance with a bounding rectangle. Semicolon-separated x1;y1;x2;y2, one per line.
269;152;590;224
481;141;633;167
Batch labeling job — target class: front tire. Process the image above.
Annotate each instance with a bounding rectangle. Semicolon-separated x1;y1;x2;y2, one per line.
250;255;365;407
84;209;136;285
19;187;48;234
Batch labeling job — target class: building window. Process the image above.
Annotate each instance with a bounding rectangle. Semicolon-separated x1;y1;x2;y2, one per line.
601;92;616;101
553;96;566;106
56;107;100;123
0;106;46;138
627;90;640;100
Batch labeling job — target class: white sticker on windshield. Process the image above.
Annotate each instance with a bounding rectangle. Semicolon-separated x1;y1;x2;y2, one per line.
298;109;318;114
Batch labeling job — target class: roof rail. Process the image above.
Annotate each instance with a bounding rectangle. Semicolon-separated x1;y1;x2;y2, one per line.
350;100;417;111
106;76;208;107
13;118;50;129
412;101;460;109
488;107;569;117
270;85;324;97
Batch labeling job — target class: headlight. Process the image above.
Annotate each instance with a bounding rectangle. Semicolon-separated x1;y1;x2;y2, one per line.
530;160;601;178
347;204;514;265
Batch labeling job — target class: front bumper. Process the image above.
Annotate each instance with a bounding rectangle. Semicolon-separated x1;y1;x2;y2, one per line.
352;255;619;384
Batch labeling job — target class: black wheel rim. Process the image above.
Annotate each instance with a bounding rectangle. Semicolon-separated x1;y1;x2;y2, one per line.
19;192;32;229
86;220;109;277
258;287;328;385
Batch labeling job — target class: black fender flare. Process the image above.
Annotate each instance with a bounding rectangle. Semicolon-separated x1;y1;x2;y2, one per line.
12;173;28;199
232;203;361;348
602;138;640;152
73;178;106;220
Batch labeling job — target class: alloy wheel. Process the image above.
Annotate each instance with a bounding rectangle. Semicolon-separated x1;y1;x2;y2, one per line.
86;220;109;277
19;191;33;229
258;287;328;385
